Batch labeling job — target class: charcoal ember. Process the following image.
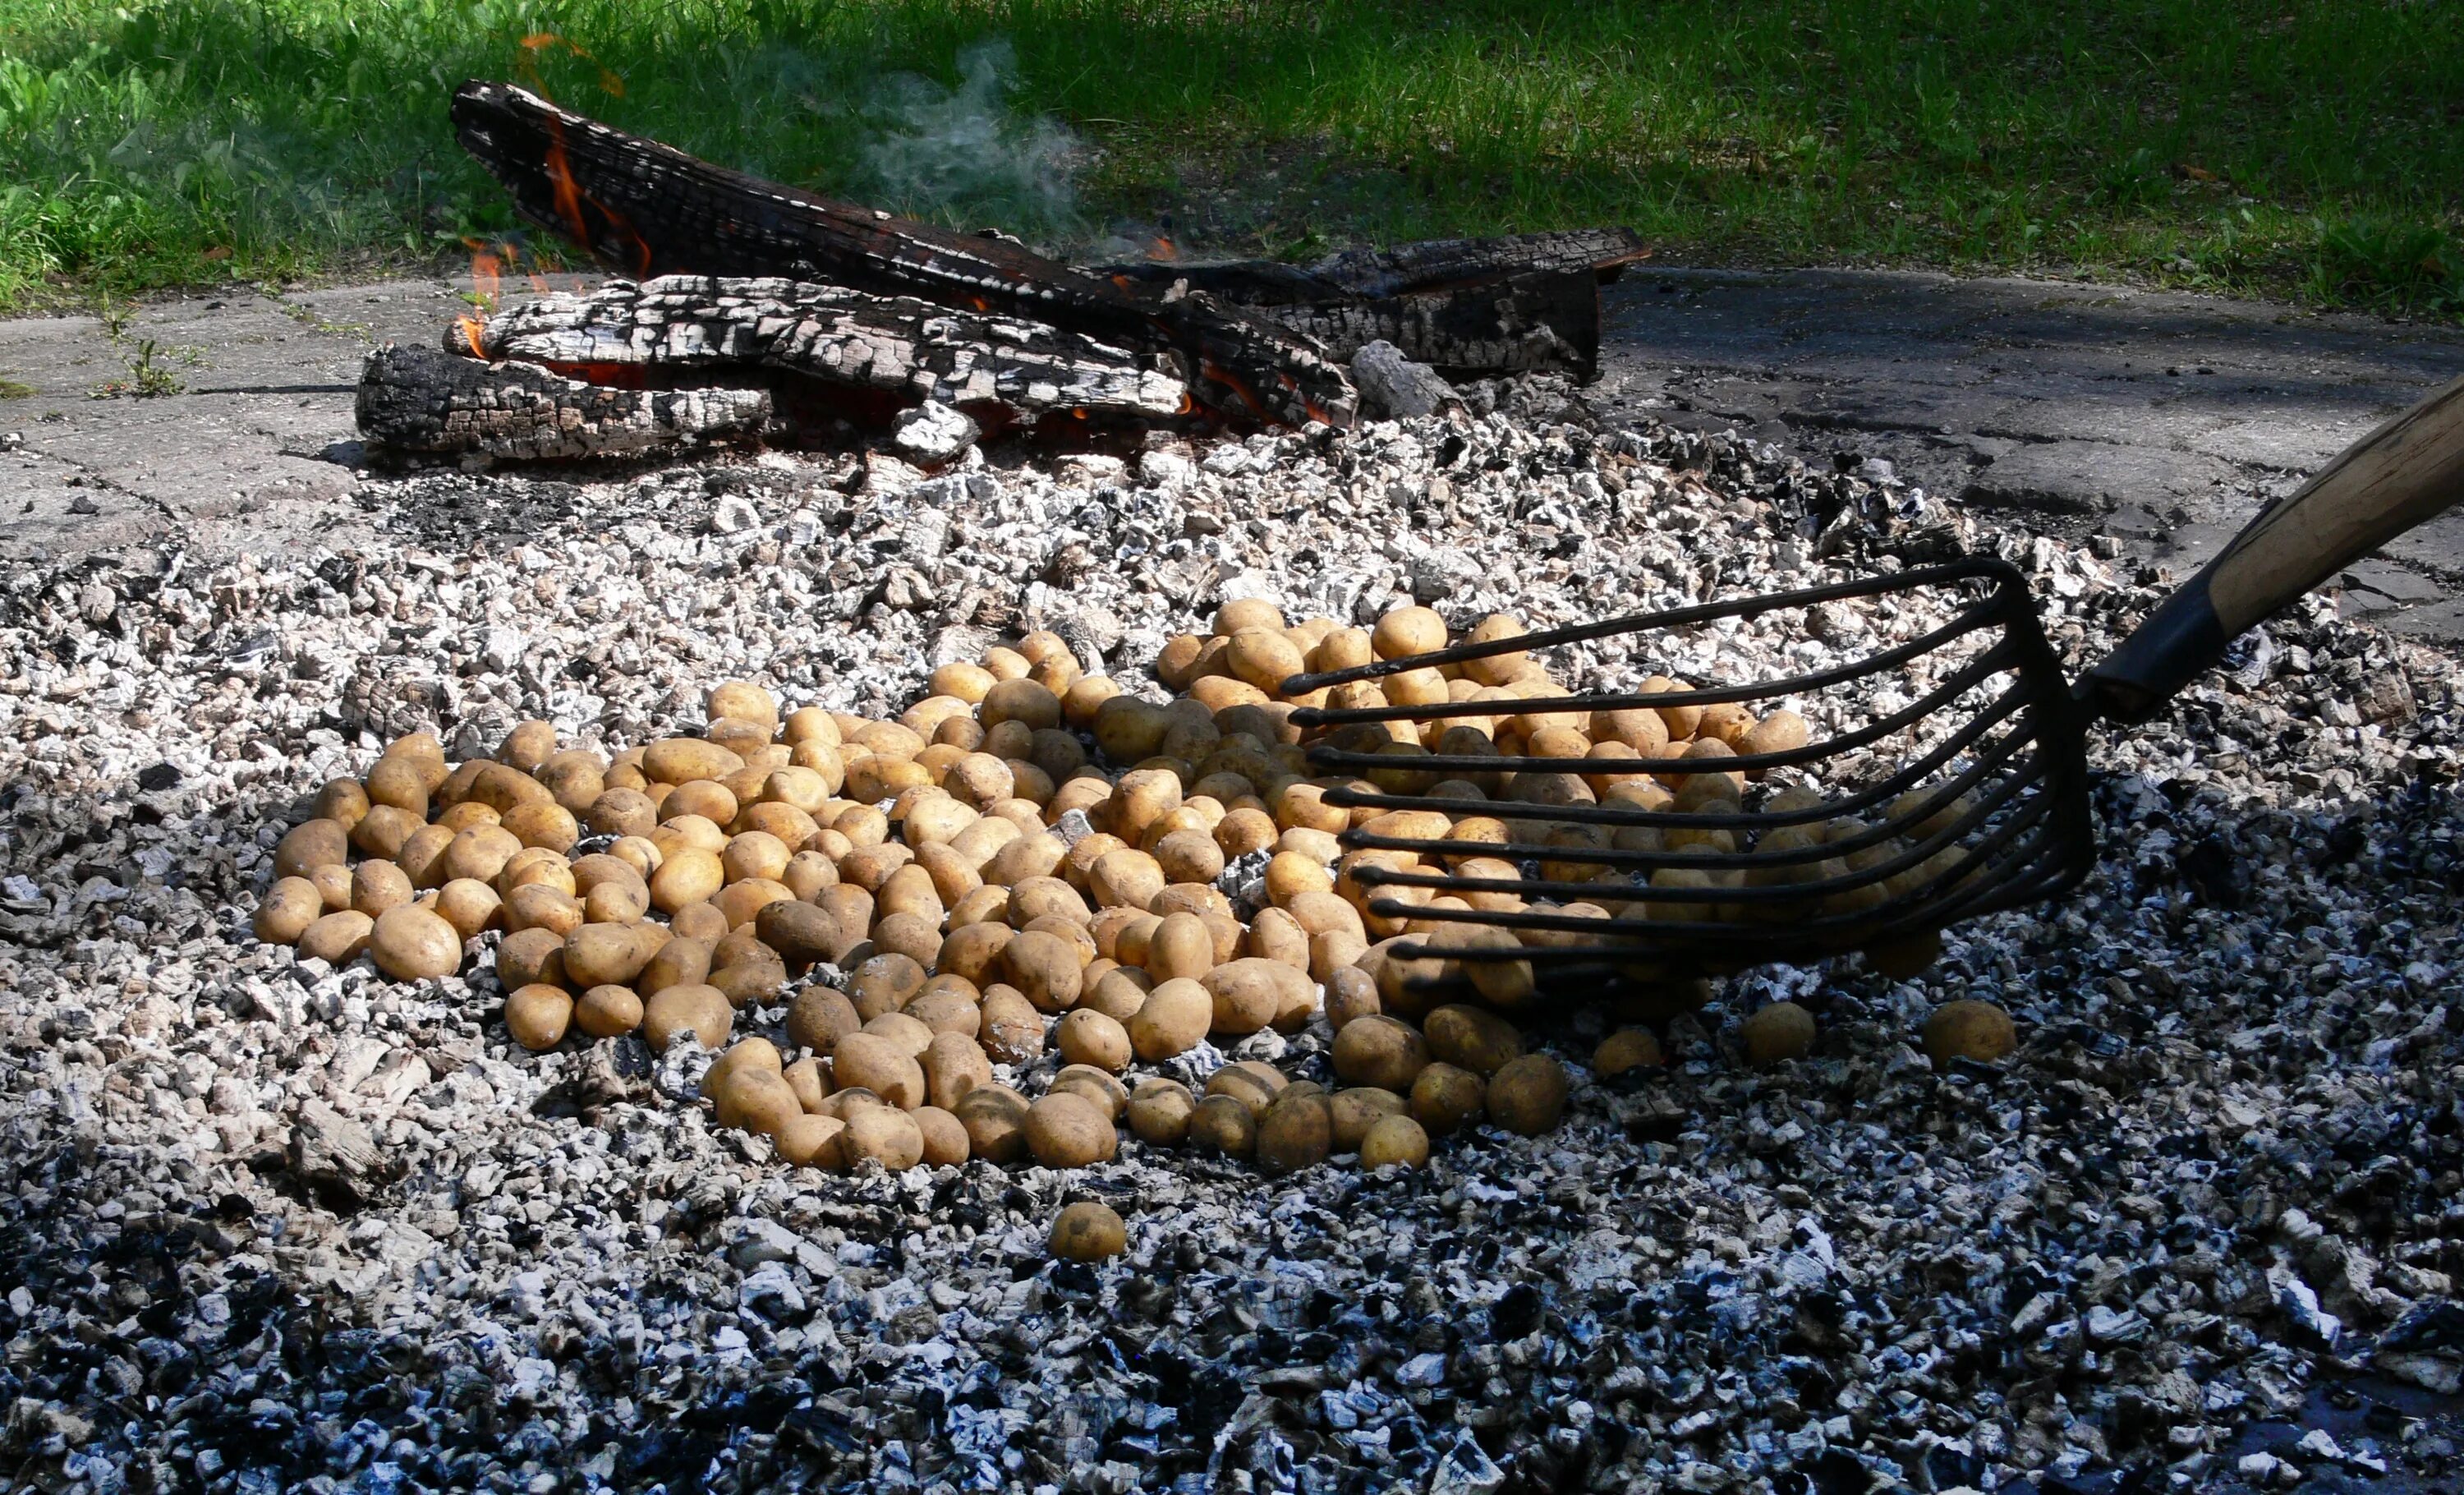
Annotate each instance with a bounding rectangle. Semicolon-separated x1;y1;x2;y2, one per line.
5;390;2464;1493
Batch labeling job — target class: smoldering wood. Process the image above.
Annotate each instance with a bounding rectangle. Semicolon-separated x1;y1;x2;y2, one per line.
1087;228;1649;304
476;275;1191;420
450;80;1354;428
356;343;771;463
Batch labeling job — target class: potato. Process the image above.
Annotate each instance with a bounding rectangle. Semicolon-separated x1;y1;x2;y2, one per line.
1323;966;1381;1031
841;1106;926;1170
297;908;375;964
1487;1053;1570;1134
643;983;733;1051
562;922;657;988
775;1113;847;1169
839;952;922;1022
1044;1009;1124;1073
643;737;745;785
1421;1004;1524;1077
1080;965;1154;1024
834;1032;925;1110
1202;959;1309;1037
586;789;659;840
1255;1091;1333;1176
978;984;1048;1065
1331;1015;1431;1092
783;1056;833;1113
370;904;462;981
574;984;645;1039
1114;977;1205;1062
710;952;786;1008
1024;1092;1117;1168
905;984;983;1040
1740;1001;1816;1066
312;778;372;833
648;849;724;915
1328;1088;1406;1152
1358;1114;1431;1170
364;757;430;818
1594;1028;1665;1077
917;1031;991;1111
1049;1202;1126;1261
1205;1060;1288;1118
255;877;324;944
722;1069;805;1138
1188;1094;1258;1157
1000;929;1083;1013
1127;1079;1197;1147
275;818;352;879
862;1011;935;1059
1922;999;2016;1066
503;983;574;1051
1409;1063;1487;1137
954;1084;1032;1164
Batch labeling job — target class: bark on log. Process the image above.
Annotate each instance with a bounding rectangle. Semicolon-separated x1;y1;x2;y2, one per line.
356;343;771;463
476;275;1189;420
450;80;1353;428
1089;228;1649;304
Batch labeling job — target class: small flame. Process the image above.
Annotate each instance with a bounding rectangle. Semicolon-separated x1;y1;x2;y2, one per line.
456;235;507;359
519;31;625;98
540;113;655;278
455;315;489;357
1148;235;1179;262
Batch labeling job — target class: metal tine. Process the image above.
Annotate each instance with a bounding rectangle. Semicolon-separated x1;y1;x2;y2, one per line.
1306;629;2024;781
1313;642;2032;839
1383;780;2070;966
1280;557;2026;696
1289;590;2007;731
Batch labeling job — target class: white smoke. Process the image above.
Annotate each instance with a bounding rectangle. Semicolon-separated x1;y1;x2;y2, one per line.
853;39;1085;245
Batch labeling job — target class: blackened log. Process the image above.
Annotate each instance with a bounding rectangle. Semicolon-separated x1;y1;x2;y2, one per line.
1087;228;1649;305
476;275;1189;421
448;80;1352;428
356;343;770;462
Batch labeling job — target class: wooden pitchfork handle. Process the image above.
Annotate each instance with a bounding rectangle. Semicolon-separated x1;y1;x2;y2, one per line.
2085;370;2464;724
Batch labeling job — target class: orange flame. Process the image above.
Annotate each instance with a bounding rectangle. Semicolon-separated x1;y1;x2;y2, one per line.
518;31;625;98
1148;235;1179;262
540;113;655;279
455;235;506;359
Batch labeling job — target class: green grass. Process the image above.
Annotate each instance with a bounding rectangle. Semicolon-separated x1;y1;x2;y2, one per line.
2;0;2460;318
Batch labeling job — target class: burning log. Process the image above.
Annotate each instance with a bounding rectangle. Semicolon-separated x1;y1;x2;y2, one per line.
1091;230;1648;377
449;80;1353;428
356;343;770;463
360;275;1192;463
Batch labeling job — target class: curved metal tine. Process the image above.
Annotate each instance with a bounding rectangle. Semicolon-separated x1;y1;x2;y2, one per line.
1281;557;2026;694
1328;664;2038;847
1308;633;2026;789
1293;591;2011;731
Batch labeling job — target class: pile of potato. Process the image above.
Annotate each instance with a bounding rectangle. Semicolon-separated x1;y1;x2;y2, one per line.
253;593;2007;1189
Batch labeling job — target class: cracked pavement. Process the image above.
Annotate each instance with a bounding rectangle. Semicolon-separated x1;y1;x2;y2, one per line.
6;266;2464;637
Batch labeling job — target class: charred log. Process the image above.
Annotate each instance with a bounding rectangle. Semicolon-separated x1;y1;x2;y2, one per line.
449;80;1352;428
1087;228;1649;304
356;343;770;463
476;275;1190;421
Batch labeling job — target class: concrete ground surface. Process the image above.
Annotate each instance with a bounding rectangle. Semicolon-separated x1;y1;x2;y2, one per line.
6;267;2464;637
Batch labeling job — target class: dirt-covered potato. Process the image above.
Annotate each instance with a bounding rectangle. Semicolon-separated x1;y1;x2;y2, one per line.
642;983;733;1051
1051;1064;1129;1121
841;1106;926;1171
862;1011;935;1060
503;984;574;1051
255;877;324;944
1329;1088;1407;1152
913;1105;972;1166
1201;957;1309;1037
573;984;645;1039
370;904;462;981
833;1032;925;1110
977;984;1048;1065
775;1113;847;1169
785;985;861;1056
1127;1079;1197;1147
1594;1028;1665;1077
1024;1092;1117;1168
1486;1053;1570;1134
1255;1090;1333;1175
1055;1009;1133;1072
1204;1060;1288;1117
1331;1015;1431;1092
1323;966;1381;1029
1921;999;2016;1066
563;921;660;988
1049;1202;1126;1262
1358;1114;1431;1170
1409;1062;1487;1137
1118;977;1207;1062
922;1032;992;1111
275;818;352;879
1188;1093;1258;1158
1422;1004;1523;1077
1740;1001;1816;1066
1000;929;1083;1013
954;1085;1032;1164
